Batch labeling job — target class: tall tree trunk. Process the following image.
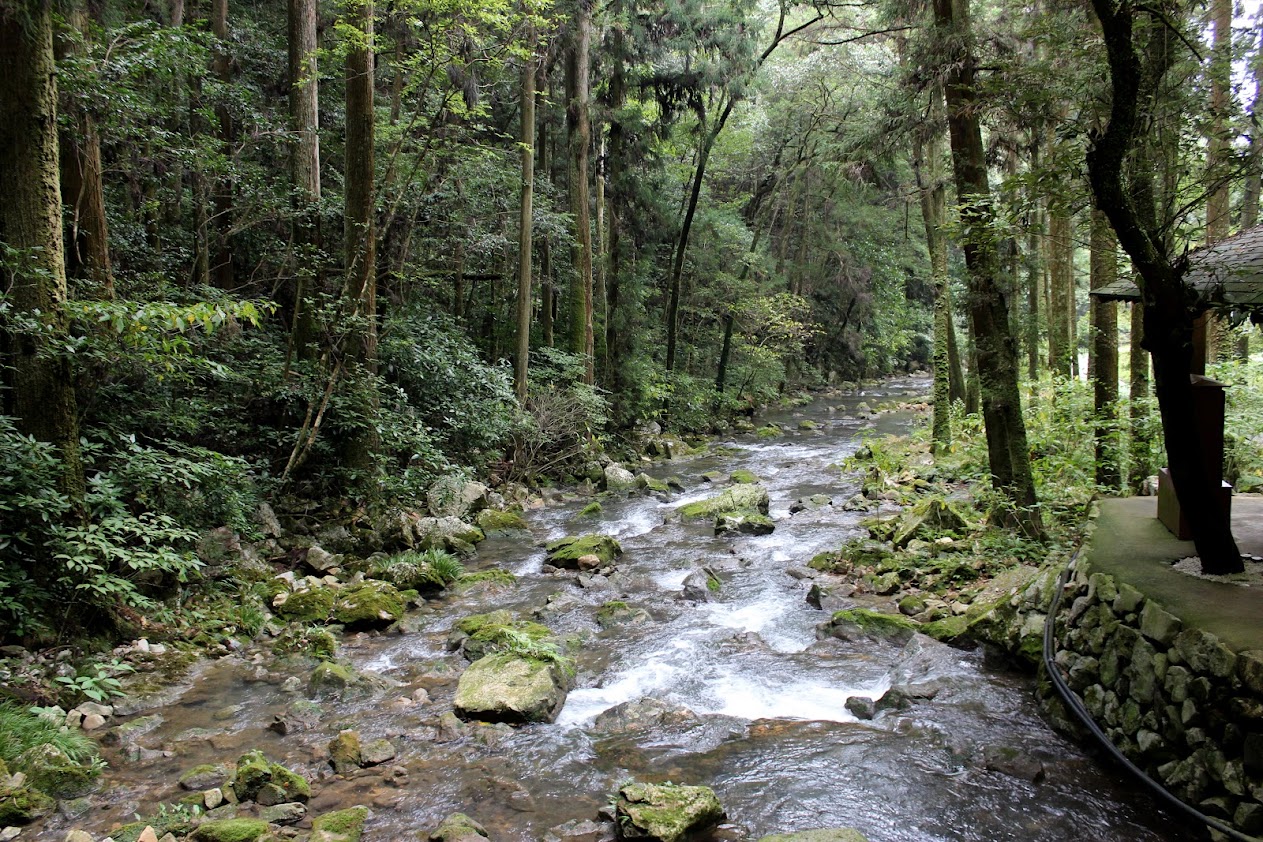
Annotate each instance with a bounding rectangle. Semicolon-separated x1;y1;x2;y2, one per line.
1048;205;1074;377
1088;0;1241;572
1090;208;1120;489
211;0;235;289
947;307;966;404
57;4;114;298
341;0;379;479
538;68;554;349
1026;202;1043;381
605;3;627;392
566;3;594;384
286;0;321;370
594;133;607;379
914;84;952;450
0;0;86;506
1129;299;1153;488
515;28;536;401
1205;0;1233;361
1242;18;1263;230
934;0;1043;537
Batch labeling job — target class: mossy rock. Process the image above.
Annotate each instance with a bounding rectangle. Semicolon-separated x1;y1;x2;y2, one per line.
635;474;671;493
714;511;774;536
898;594;927;616
274;625;338;660
453;653;568;724
275;587;334;623
676;484;770;520
328;730;362;774
15;743;98;798
231;750;310;804
454;611;556;660
331;581;406;628
891;499;973;549
545;534;623;569
824;608;917;642
430;812;490;842
921;613;971;642
0;784;55;825
579;502;603;517
189;818;271;842
311;805;370;842
797;420;819;430
729;469;759;484
307;661;367;699
476;509;528;532
180;763;229;790
112;813;197;842
614;781;726;842
755;425;783;439
596;600;652;629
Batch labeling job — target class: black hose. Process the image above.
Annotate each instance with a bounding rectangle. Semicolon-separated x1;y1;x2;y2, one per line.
1042;559;1262;842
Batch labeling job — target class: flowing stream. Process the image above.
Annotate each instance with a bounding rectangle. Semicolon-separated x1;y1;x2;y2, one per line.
53;378;1184;842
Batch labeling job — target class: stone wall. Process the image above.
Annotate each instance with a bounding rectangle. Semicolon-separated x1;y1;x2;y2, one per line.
1049;555;1263;835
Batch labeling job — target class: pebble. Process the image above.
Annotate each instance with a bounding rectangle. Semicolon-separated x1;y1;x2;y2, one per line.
82;713;107;731
204;788;224;810
136;827;159;842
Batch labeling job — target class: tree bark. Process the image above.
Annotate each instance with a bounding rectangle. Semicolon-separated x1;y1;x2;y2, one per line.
914;83;952;450
286;0;321;370
57;3;113;298
1048;205;1074;377
1205;0;1233;360
538;67;554;349
1129;298;1153;488
341;0;379;479
0;0;86;506
211;0;235;289
605;2;627;391
566;2;594;384
1087;0;1241;572
515;27;536;401
933;0;1043;538
1090;208;1120;489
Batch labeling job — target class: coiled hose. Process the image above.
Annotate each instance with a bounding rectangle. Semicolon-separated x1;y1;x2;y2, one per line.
1043;559;1262;842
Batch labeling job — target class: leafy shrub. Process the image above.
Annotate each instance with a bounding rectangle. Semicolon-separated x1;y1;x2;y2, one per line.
506;348;609;482
371;548;465;590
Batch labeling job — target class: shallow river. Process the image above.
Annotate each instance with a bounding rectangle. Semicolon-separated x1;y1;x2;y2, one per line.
50;378;1185;842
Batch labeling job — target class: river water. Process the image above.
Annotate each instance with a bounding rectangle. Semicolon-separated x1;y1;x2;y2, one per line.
53;377;1183;842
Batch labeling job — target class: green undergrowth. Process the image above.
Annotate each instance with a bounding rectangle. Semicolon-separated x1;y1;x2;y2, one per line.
0;703;99;769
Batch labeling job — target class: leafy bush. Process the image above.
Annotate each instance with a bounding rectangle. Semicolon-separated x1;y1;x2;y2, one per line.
507;348;610;482
371;548;465;590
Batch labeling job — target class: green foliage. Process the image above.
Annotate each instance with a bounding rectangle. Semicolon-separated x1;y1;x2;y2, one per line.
508;348;610;482
371;548;465;591
0;703;99;768
53;658;136;704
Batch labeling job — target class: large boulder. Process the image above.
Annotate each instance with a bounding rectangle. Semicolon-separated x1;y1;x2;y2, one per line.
398;512;486;555
15;743;98;798
757;831;868;842
331;580;406;628
604;464;638;492
450;611;555;661
230;750;310;804
545;535;623;570
0;783;55;825
614;782;725;842
189;818;270;842
676;485;770;520
273;584;335;623
429;477;492;519
819;608;916;644
453;653;568;724
714;512;774;536
591;698;700;735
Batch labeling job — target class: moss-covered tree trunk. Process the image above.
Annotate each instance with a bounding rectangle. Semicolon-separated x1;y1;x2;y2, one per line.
1089;208;1120;490
914;84;952;450
340;0;379;482
286;0;321;369
0;0;86;507
933;0;1043;538
515;27;536;401
1047;205;1074;378
566;1;594;385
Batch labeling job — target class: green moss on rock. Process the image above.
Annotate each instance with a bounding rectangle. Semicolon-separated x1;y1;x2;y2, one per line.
676;484;770;520
579;502;603;517
230;750;310;804
331;581;406;628
274;625;338;660
475;509;529;531
729;469;759;484
615;781;726;842
189;818;270;842
274;587;334;623
15;743;98;798
826;608;917;641
453;653;568;724
0;784;55;825
545;534;623;568
311;805;370;842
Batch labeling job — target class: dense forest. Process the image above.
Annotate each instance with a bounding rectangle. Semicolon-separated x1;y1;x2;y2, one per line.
2;0;1262;640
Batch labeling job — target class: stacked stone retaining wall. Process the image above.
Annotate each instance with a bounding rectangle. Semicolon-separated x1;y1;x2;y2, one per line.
1050;555;1263;835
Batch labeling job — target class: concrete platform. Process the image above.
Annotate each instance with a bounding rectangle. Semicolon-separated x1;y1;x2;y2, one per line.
1089;495;1263;653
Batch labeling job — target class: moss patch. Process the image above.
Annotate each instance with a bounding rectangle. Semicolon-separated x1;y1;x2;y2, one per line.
579;502;603;517
475;509;528;531
311;805;369;842
331;581;406;628
189;818;270;842
274;587;334;623
545;534;623;567
677;484;770;520
729;469;759;484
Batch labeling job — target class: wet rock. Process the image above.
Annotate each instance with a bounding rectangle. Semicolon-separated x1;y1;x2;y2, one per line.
360;738;397;766
180;764;229;791
757;831;869;842
15;744;98;798
101;713;165;749
805;582;853;613
430;812;490;842
592;698;701;735
789;495;832;514
844;697;876;720
273;585;335;623
230;751;310;804
451;611;557;661
983;746;1046;783
270;699;322;735
544;819;617;842
434;711;471;742
536;591;583;618
311;805;370;842
259;801;307;825
714;512;774;536
681;568;721;602
476;509;529;533
328;730;363;774
635;474;671;494
454;653;568;724
188;818;269;842
399;513;485;555
429;477;491;519
820;609;916;643
595;601;652;629
545;535;623;569
676;485;770;520
614;781;726;842
898;594;927;616
332;580;406;628
64;831;95;842
605;464;638;492
307;661;369;698
304;545;341;574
